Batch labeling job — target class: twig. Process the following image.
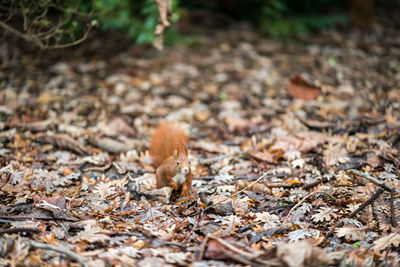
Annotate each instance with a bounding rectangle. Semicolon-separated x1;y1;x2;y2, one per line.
390;188;397;227
183;210;203;244
326;188;384;237
283;191;335;224
48;4;96;17
349;169;400;194
214;237;262;259
219;247;255;266
348;188;384;219
47;24;92;49
302;177;329;190
0;227;40;235
198;234;210;261
0;21;29;40
211;236;279;266
30;241;89;267
0;215;77;221
161;241;184;248
0;20;91;50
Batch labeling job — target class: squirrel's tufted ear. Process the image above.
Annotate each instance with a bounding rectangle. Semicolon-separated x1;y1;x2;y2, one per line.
184;146;188;155
173;149;179;158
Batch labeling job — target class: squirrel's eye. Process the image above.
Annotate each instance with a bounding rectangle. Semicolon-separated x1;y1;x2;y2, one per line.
176;161;180;166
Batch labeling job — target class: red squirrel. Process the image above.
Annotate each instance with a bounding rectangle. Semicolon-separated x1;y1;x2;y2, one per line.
149;122;192;197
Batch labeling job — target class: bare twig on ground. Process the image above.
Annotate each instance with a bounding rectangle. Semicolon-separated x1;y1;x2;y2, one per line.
30;241;89;267
210;236;280;266
302;177;329;190
198;234;210;261
390;188;397;227
35;133;87;155
283;191;336;224
349;170;400;194
0;227;40;235
0;215;77;221
326;188;385;237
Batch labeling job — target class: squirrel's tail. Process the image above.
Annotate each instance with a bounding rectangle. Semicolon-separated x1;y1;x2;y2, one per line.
149;122;189;168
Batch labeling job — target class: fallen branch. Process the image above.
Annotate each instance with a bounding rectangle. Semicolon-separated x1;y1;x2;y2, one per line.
30;241;89;267
0;227;40;235
326;188;384;237
35;133;87;155
349;169;400;194
302;177;329;190
198;234;210;261
390;188;397;227
209;236;280;266
0;214;77;221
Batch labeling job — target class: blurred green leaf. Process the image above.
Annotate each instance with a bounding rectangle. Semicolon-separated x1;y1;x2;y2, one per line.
328;56;337;67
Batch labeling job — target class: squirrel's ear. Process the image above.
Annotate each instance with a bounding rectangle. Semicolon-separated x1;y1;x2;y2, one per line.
173;149;179;158
185;146;188;155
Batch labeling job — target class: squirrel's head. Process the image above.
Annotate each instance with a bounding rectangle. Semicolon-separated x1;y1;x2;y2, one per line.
173;148;190;175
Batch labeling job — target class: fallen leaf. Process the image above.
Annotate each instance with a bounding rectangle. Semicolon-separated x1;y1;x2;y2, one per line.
277;241;332;267
373;233;400;255
288;73;321;100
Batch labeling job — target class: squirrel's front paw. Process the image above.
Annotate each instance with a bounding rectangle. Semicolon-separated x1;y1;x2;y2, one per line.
169;182;179;191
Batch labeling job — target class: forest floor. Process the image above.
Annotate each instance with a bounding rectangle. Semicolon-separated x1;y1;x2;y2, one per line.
0;20;400;266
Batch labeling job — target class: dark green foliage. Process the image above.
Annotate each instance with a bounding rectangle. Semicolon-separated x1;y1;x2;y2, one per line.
92;0;179;44
1;0;352;47
60;0;350;43
259;0;348;38
181;0;349;38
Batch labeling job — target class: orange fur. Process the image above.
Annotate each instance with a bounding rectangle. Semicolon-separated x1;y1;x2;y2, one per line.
149;122;189;168
149;122;192;197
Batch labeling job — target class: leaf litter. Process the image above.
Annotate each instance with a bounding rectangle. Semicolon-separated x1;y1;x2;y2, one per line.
0;19;400;267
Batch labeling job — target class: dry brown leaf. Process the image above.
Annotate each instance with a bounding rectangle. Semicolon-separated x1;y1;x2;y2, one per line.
210;195;233;215
323;143;349;166
311;207;338;223
205;239;230;260
225;117;254;133
35;132;87;155
288;73;321;100
99;117;136;137
277;241;332;267
335;227;366;241
246;149;284;164
373;233;400;255
236;180;270;194
154;0;172;50
271;132;326;156
18;119;56;132
88;136;135;153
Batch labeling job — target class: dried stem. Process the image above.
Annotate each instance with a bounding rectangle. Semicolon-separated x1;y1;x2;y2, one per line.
326;188;385;237
283;191;336;224
30;241;89;267
349;169;400;194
